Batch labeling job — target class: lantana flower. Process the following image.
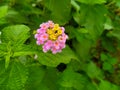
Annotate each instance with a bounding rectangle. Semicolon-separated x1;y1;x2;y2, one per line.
34;20;68;54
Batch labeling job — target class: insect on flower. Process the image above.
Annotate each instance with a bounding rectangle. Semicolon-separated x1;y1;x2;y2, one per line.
34;20;68;54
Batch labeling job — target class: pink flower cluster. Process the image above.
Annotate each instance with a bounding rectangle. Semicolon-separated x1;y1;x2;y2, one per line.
34;21;68;54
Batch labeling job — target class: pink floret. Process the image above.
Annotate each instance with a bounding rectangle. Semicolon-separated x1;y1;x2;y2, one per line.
40;23;49;30
40;33;48;41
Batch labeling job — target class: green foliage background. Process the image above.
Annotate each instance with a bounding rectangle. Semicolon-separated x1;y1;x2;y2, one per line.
0;0;120;90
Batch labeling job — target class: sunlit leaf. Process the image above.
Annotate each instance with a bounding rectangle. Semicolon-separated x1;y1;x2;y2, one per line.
76;0;106;4
0;5;8;18
0;60;28;90
1;25;30;45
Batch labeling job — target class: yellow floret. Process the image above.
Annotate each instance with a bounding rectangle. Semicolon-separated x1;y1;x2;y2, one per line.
57;29;62;35
49;34;57;40
47;29;53;35
53;24;60;30
54;29;62;36
46;24;63;41
54;24;59;28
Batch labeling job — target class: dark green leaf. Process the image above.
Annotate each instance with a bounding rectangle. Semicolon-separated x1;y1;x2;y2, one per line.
25;64;46;90
58;66;97;90
43;0;71;25
74;4;107;40
103;62;113;72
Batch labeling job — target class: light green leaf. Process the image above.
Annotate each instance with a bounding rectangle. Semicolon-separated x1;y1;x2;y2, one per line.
37;46;77;67
1;25;30;45
104;17;113;30
0;18;7;25
5;53;11;69
116;0;120;7
76;0;106;4
13;45;37;57
0;42;12;68
0;60;28;90
0;43;7;57
71;0;80;12
98;80;119;90
0;5;8;18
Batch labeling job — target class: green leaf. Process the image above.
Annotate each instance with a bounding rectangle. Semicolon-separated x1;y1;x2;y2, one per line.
100;53;108;61
5;52;11;69
76;0;106;5
41;68;59;90
104;17;113;30
72;33;94;60
107;30;120;40
103;62;113;72
0;43;7;57
43;0;71;25
74;4;107;40
6;10;28;24
59;87;75;90
83;62;103;79
0;5;8;18
65;26;76;39
116;0;120;7
37;46;77;67
0;42;12;68
1;25;30;45
0;18;7;25
101;36;116;52
25;64;46;90
101;53;117;65
13;45;37;57
71;0;80;12
85;82;97;90
98;80;119;90
109;58;117;65
73;12;81;25
58;66;97;90
0;60;28;90
58;67;86;89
